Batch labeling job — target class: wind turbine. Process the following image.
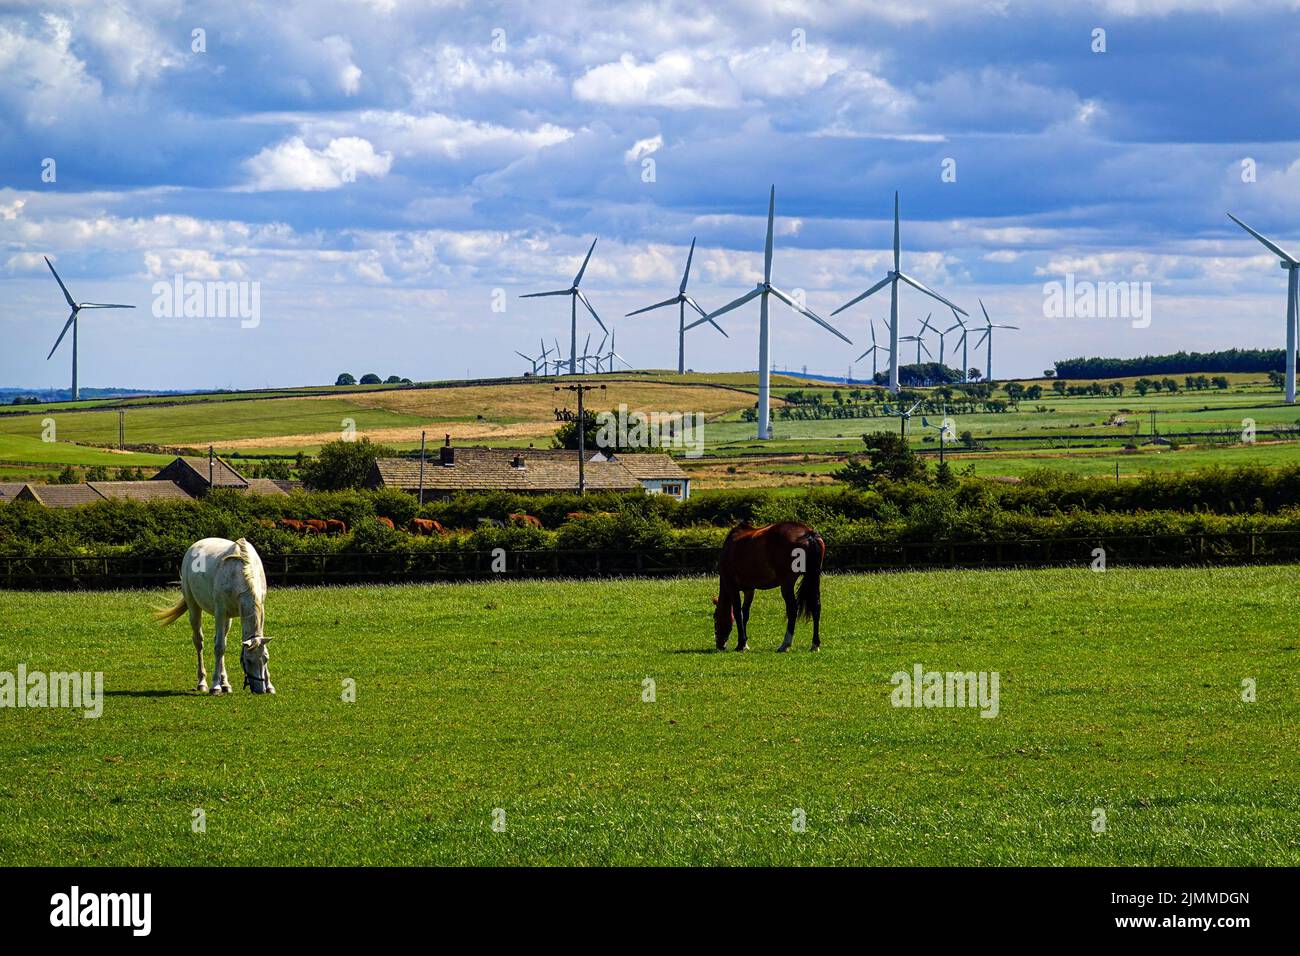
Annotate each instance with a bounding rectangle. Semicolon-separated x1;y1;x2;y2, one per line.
42;256;134;401
1227;210;1300;403
945;310;969;381
855;320;884;381
605;329;631;371
625;237;727;374
578;332;594;373
973;299;1018;383
690;186;852;440
513;340;552;376
520;238;606;374
832;193;967;395
909;313;935;365
883;397;924;438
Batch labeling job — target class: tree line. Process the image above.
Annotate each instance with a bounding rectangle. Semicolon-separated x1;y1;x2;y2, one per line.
1054;349;1284;379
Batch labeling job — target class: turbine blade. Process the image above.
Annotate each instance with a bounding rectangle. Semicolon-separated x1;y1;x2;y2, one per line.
576;289;607;333
573;237;598;286
47;311;75;360
680;237;696;294
514;351;531;361
980;299;992;325
1227;213;1299;265
831;274;891;316
625;295;679;317
698;286;762;323
44;256;76;309
897;271;967;315
769;286;853;345
520;289;571;298
683;295;708;317
708;318;729;338
764;186;775;284
77;303;134;309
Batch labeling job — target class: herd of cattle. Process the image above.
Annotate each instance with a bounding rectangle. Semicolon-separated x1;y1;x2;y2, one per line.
267;512;554;536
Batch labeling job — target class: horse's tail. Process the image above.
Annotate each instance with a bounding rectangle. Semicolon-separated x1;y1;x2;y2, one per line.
152;596;188;627
795;531;825;621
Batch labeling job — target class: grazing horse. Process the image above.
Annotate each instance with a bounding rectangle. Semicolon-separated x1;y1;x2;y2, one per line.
304;519;328;535
509;513;543;528
713;522;825;653
324;518;348;535
153;537;275;694
409;517;445;535
278;518;306;532
376;516;395;530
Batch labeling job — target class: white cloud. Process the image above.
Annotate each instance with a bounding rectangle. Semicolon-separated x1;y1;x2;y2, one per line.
727;43;847;98
241;136;393;191
0;14;102;125
624;134;663;163
573;51;741;108
143;249;247;280
321;35;363;95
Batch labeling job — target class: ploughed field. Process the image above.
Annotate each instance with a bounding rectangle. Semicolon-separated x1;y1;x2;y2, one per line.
0;565;1295;865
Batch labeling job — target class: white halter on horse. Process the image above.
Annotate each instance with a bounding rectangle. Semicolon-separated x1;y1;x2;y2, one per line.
154;537;275;694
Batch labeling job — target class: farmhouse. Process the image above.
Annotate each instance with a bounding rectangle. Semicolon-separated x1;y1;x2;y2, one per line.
3;455;289;508
367;443;691;500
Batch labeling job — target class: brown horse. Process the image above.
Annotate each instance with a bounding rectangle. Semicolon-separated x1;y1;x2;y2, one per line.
713;522;825;652
324;519;348;535
376;516;395;530
509;513;543;528
409;517;445;536
304;519;328;535
278;518;306;533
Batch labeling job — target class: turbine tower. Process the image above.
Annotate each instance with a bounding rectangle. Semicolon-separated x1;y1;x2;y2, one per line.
693;186;852;440
43;256;134;401
832;193;967;395
625;237;727;373
1222;213;1294;403
974;299;1017;383
520;238;606;374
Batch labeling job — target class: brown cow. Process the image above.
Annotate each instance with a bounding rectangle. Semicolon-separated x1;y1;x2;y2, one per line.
325;519;348;535
304;519;328;535
376;516;395;530
509;513;543;529
409;517;446;535
278;518;307;532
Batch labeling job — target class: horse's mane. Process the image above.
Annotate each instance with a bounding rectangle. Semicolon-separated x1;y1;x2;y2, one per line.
223;538;260;601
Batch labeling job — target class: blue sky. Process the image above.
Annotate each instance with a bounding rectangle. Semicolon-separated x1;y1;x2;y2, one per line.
3;0;1300;390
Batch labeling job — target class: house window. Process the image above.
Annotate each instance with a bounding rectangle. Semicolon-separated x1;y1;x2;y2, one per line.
661;483;683;497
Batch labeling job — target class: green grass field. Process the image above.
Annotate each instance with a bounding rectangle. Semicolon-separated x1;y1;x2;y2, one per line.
1;566;1295;866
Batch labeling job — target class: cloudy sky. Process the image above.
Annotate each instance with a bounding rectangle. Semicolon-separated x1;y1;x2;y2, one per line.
3;0;1300;390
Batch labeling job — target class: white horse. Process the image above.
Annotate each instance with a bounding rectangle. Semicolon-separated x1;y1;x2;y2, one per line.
154;537;274;694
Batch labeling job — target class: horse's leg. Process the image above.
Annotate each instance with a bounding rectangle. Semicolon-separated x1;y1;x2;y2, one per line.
777;581;796;652
811;582;821;652
211;614;231;694
189;602;207;692
734;590;750;651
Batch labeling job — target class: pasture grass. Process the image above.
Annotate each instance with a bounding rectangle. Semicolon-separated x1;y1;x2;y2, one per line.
0;566;1296;866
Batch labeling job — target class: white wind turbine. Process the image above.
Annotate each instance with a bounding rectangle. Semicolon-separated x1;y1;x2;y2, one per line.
691;186;852;440
1227;212;1300;402
43;256;134;401
520;238;606;374
855;319;884;381
625;238;728;374
832;193;967;395
906;313;936;365
945;309;969;381
974;299;1017;383
604;329;631;371
514;339;552;376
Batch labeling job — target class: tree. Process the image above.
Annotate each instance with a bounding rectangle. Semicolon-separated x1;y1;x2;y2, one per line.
359;373;382;385
84;465;109;482
335;373;356;386
1043;369;1056;378
55;465;79;484
1211;375;1230;390
967;368;982;382
1134;378;1152;396
299;438;396;490
1052;380;1067;396
384;375;403;384
832;431;927;488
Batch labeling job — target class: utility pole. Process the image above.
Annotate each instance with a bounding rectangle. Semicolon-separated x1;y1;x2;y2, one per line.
417;431;426;506
118;409;124;450
208;445;215;488
556;382;606;494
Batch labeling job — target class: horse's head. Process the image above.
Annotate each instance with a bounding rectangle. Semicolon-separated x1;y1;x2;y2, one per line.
240;636;275;694
712;594;733;647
